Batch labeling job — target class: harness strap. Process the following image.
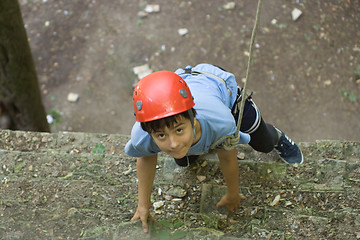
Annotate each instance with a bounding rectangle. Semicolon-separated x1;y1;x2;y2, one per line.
189;70;232;97
181;67;244;150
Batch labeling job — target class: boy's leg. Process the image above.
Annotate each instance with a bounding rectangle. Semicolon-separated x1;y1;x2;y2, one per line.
246;118;278;153
235;95;303;164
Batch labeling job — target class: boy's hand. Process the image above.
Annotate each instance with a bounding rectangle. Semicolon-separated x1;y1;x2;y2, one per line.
216;193;245;214
132;155;157;233
131;205;153;233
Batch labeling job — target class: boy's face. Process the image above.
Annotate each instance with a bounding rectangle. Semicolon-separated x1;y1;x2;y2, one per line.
150;116;195;159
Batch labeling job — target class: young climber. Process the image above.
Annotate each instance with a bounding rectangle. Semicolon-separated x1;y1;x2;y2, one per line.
125;63;303;233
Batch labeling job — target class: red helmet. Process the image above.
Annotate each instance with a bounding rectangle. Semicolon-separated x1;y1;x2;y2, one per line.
133;71;195;122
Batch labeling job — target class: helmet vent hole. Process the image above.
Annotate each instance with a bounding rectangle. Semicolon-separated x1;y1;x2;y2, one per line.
136;101;143;110
179;89;187;98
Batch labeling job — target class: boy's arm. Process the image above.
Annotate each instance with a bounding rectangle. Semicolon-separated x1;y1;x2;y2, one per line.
131;154;157;233
216;148;245;213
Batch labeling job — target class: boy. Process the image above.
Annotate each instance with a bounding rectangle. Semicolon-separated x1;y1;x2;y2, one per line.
125;63;303;233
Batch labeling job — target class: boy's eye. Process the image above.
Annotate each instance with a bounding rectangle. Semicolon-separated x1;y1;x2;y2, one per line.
176;128;183;134
157;134;166;139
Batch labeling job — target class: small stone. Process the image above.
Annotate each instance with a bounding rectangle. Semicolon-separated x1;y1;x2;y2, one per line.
201;161;207;167
144;4;160;13
270;195;281;206
291;8;303;21
271;19;278;25
154;210;162;215
133;64;149;74
237;152;245;160
223;2;236;10
167;186;187;198
137;11;148;18
123;167;132;176
324;80;332;86
46;115;54;124
0;114;11;129
133;64;152;79
110;146;115;154
164;195;173;201
178;28;188;36
171;198;183;202
153;200;165;210
196;175;206;182
67;93;79;102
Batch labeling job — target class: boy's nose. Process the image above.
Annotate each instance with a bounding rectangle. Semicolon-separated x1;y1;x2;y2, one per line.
168;135;180;149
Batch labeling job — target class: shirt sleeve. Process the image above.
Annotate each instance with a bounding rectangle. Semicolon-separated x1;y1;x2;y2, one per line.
124;122;161;157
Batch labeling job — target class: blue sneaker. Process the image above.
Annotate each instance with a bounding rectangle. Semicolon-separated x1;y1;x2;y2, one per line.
275;131;303;164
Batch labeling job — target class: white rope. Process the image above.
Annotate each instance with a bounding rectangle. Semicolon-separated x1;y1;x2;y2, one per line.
210;0;263;150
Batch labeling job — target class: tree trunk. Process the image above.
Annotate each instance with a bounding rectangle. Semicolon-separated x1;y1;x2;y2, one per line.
0;0;49;132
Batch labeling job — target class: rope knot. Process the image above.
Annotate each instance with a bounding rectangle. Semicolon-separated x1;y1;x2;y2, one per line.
220;133;240;151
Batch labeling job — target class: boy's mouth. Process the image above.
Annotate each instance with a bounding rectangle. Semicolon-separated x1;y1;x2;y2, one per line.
169;152;185;159
168;148;188;159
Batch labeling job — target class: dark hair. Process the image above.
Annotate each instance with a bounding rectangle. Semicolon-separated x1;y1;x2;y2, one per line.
140;108;196;133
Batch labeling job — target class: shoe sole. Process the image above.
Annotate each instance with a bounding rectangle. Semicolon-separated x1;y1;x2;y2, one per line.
279;152;304;165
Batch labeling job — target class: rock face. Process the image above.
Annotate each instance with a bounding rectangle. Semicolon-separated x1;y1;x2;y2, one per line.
0;129;359;239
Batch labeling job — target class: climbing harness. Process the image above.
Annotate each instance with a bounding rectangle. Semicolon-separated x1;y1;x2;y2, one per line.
210;0;263;151
184;68;233;97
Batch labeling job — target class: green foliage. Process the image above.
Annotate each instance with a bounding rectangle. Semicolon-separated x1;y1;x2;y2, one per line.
92;143;105;154
340;89;357;103
116;197;126;202
304;33;312;41
160;219;173;228
348;178;360;182
354;65;360;75
313;24;321;31
49;95;56;101
151;219;187;240
14;162;26;172
47;109;62;124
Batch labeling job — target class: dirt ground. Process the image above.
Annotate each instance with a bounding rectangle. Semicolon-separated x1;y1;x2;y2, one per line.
19;0;360;142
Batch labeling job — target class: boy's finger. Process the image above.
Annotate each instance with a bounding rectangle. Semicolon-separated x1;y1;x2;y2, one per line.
141;220;149;233
216;201;223;208
130;214;139;222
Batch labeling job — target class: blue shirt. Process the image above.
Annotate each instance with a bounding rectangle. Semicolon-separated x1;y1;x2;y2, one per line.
125;63;250;157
